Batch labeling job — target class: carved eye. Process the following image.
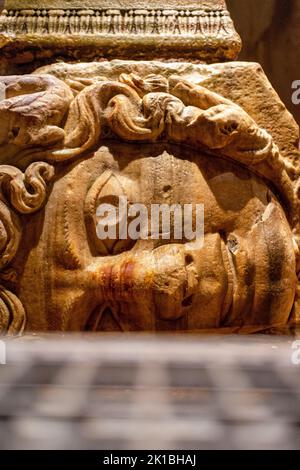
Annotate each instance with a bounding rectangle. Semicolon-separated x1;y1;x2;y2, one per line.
84;170;136;256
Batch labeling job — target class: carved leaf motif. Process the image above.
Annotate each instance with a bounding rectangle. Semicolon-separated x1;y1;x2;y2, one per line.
0;74;73;156
61;81;144;158
119;73;169;96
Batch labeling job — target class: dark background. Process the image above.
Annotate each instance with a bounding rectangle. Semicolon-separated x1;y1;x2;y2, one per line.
0;0;299;125
228;0;300;126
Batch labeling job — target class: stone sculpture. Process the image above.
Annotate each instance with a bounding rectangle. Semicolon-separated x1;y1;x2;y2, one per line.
0;1;299;334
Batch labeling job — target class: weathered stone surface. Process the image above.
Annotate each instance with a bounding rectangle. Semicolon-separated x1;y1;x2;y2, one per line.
0;64;299;334
0;1;299;335
0;0;241;69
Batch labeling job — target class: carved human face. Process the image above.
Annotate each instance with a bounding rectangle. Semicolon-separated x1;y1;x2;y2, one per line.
1;70;298;335
16;143;297;332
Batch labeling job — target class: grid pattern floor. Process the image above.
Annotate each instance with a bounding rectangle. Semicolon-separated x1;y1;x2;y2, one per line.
0;335;299;450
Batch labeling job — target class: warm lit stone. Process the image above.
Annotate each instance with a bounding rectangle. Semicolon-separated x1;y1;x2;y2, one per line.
0;1;299;335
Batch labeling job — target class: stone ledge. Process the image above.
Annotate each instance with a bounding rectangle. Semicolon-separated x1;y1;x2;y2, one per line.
0;0;241;63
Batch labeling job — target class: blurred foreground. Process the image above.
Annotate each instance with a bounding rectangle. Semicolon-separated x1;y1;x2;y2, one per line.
0;334;299;450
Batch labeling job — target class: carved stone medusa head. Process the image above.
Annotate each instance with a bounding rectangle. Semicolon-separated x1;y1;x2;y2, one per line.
0;64;299;335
